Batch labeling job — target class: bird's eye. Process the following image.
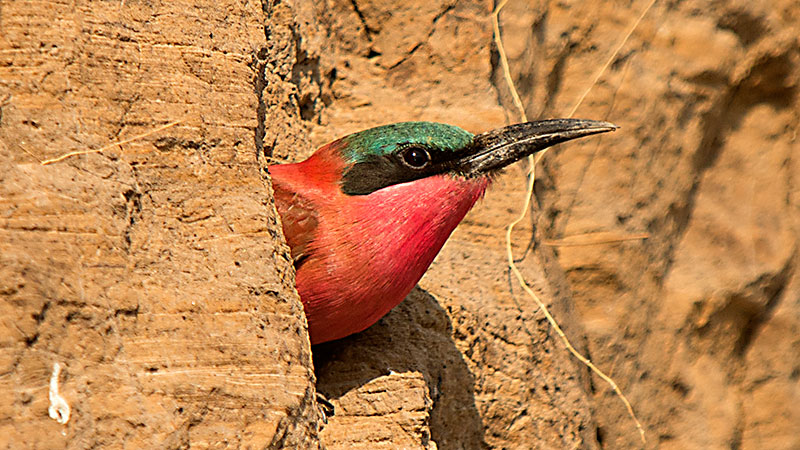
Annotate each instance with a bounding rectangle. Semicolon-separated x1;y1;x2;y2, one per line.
400;146;430;168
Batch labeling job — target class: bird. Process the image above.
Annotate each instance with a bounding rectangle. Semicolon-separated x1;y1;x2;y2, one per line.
268;119;616;344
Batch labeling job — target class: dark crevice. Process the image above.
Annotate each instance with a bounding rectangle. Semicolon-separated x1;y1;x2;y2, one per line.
542;44;574;117
430;4;455;32
349;0;377;38
253;0;277;162
122;188;142;252
488;3;549;122
291;27;327;123
32;300;50;323
260;0;278;15
671;379;690;398
114;305;140;318
735;249;796;355
488;41;507;120
23;302;49;347
717;9;767;46
251;49;270;160
153;137;217;153
730;399;745;450
252;0;329;164
24;333;39;347
595;426;605;446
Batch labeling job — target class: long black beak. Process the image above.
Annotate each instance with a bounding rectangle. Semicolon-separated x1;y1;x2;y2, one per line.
459;119;617;177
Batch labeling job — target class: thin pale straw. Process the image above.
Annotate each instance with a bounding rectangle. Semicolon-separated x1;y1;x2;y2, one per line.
493;0;657;444
41;119;183;165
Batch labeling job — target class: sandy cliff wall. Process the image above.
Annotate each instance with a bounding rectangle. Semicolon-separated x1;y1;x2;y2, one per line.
0;1;319;447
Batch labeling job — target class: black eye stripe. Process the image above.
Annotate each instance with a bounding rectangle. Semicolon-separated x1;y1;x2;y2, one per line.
341;144;472;195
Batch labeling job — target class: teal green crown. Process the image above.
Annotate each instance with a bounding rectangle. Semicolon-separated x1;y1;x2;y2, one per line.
340;122;473;163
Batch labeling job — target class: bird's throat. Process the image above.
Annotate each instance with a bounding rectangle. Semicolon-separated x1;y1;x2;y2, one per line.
297;174;489;343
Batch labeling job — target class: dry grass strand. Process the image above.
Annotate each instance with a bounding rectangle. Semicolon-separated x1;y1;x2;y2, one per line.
493;0;657;444
41;119;183;165
544;232;650;247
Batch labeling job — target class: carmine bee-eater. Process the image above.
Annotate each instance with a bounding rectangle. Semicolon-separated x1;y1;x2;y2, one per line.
268;119;616;344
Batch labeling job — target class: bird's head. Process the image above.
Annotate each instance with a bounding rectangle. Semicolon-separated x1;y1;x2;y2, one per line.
302;119;617;196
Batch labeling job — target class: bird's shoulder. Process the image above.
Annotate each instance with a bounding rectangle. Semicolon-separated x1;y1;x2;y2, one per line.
271;176;319;268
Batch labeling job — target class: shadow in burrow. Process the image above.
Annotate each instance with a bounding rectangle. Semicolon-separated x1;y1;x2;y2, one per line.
312;286;486;449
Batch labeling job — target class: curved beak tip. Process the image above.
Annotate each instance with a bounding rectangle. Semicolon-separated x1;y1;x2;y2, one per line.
599;121;619;130
575;120;618;133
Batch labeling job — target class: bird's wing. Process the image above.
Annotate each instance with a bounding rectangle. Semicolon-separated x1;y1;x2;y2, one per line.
272;178;319;268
